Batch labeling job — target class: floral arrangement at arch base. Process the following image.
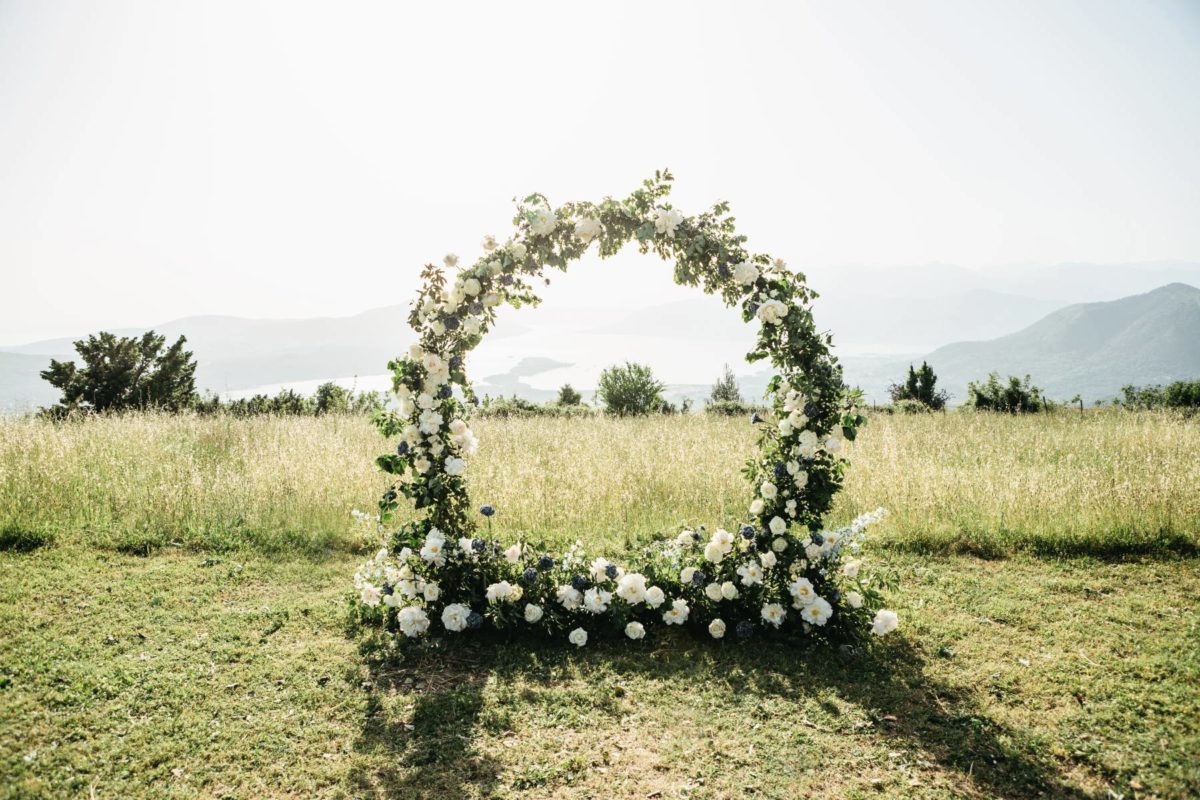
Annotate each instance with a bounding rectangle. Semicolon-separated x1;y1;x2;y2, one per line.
352;171;900;649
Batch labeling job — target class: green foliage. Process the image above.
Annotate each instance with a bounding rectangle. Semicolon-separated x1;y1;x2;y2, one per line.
889;362;948;410
892;398;933;415
476;395;596;419
193;385;384;417
704;400;765;417
708;363;743;405
40;330;197;415
556;384;583;406
965;372;1050;413
313;381;350;414
1120;380;1200;410
596;361;665;417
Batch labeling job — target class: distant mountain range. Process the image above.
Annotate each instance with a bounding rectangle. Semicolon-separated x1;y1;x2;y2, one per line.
3;261;1199;412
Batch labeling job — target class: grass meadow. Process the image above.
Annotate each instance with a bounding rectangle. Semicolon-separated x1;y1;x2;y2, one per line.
2;410;1198;798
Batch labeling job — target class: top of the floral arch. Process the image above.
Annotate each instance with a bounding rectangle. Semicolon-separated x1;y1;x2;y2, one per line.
354;171;899;648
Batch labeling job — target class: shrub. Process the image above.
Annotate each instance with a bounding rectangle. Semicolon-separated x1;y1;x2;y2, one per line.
964;373;1050;413
596;362;664;417
557;384;583;406
704;400;766;417
893;399;932;415
1120;381;1200;410
475;396;596;419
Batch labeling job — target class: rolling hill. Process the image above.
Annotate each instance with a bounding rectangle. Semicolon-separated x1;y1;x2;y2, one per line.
919;283;1200;402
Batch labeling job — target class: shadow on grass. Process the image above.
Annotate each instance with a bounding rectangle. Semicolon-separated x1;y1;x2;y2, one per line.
879;527;1200;561
346;633;1094;799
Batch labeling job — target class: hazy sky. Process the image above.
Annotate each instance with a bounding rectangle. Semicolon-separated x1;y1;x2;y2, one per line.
2;0;1199;344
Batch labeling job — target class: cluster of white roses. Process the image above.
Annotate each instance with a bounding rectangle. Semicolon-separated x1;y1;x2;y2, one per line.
354;509;898;648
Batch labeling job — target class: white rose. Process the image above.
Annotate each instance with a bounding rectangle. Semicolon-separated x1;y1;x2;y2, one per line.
680;567;696;584
616;572;648;605
530;208;557;236
757;299;788;325
732;261;759;286
462;317;481;336
575;216;602;242
441;603;470;632
842;559;862;579
443;253;458;268
703;541;725;563
772;537;788;553
675;530;695;546
708;618;726;639
761;603;786;628
407;343;424;361
483;291;502;308
662;598;689;625
845;591;864;609
486;581;513;603
705;582;723;601
794;471;809;490
653;207;684;237
583;587;612;614
720;581;738;600
645;586;666;608
397;606;431;637
760;481;777;500
504;544;523;563
736;561;763;586
625;621;646;640
462;278;481;296
749;498;765;516
360;585;382;607
769;516;787;536
444;456;466;476
423;582;441;601
481;234;498;251
760;551;777;569
803;596;834;626
449;419;468;435
568;627;588;647
871;609;899;636
508;241;528;261
524;603;544;622
557;585;583;610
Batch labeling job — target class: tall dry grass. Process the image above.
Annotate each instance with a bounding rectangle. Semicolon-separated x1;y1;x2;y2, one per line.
0;410;1196;556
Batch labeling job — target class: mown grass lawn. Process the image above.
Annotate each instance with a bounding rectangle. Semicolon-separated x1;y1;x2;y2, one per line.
3;545;1197;799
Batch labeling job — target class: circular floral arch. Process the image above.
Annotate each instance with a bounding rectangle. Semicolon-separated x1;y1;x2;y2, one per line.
355;171;896;646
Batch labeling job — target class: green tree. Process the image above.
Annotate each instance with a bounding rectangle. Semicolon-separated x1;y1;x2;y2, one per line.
708;364;742;405
888;361;948;410
557;384;582;406
313;382;351;414
596;361;664;416
965;373;1048;413
40;331;197;415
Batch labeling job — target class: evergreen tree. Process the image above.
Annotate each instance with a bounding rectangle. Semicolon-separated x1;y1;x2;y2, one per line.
41;331;197;415
708;364;743;405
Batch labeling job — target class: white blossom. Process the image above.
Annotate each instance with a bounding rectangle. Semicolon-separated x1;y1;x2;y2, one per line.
662;598;690;625
653;207;684;237
568;627;588;647
761;603;786;628
616;573;649;605
872;609;899;636
708;618;726;639
845;591;864;609
441;603;470;632
575;216;602;242
557;585;583;610
398;606;431;637
736;561;764;586
732;261;759;286
625;621;646;640
645;586;666;608
802;596;833;626
524;603;544;622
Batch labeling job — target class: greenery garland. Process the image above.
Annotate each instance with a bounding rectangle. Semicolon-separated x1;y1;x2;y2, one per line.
354;171;898;648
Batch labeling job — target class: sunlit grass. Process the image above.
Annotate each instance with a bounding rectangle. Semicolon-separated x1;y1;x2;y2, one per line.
1;410;1197;556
